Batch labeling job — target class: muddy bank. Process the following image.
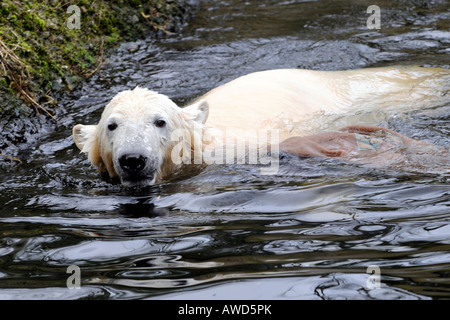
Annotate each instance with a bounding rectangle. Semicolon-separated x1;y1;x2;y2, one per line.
0;0;197;162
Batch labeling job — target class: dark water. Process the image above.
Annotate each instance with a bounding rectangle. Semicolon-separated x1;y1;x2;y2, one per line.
1;0;450;299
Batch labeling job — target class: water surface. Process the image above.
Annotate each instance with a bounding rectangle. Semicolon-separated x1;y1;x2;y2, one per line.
0;0;449;299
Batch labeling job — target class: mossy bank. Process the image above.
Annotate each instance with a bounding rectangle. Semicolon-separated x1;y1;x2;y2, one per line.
0;0;194;160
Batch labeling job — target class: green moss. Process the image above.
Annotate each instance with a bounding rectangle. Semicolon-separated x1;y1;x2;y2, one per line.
0;0;191;117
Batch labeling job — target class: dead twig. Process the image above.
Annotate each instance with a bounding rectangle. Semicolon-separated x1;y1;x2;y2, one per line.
52;0;77;10
84;37;105;78
141;8;174;35
0;153;22;164
0;38;56;121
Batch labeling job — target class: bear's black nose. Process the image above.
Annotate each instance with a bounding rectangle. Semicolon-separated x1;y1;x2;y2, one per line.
119;154;147;173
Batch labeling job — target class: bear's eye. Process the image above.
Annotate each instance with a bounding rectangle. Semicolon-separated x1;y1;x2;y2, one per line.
108;122;118;131
154;119;166;128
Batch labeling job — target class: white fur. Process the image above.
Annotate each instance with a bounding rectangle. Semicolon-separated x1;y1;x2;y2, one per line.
73;66;450;185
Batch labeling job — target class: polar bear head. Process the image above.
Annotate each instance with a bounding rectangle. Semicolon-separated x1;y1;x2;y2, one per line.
73;87;209;187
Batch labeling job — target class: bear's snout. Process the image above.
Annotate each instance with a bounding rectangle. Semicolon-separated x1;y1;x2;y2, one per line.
119;154;147;173
114;150;158;187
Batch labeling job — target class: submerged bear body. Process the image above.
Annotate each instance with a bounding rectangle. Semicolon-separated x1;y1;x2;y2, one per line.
197;67;450;139
73;66;450;187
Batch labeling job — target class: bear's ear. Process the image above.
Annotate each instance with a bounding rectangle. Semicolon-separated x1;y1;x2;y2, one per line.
182;101;209;124
73;124;104;170
73;124;98;152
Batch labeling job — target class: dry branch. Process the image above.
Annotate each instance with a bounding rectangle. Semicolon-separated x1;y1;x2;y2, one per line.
0;38;55;120
84;37;105;78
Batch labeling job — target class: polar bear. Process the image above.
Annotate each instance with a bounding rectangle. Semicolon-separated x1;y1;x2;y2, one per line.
73;66;450;187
